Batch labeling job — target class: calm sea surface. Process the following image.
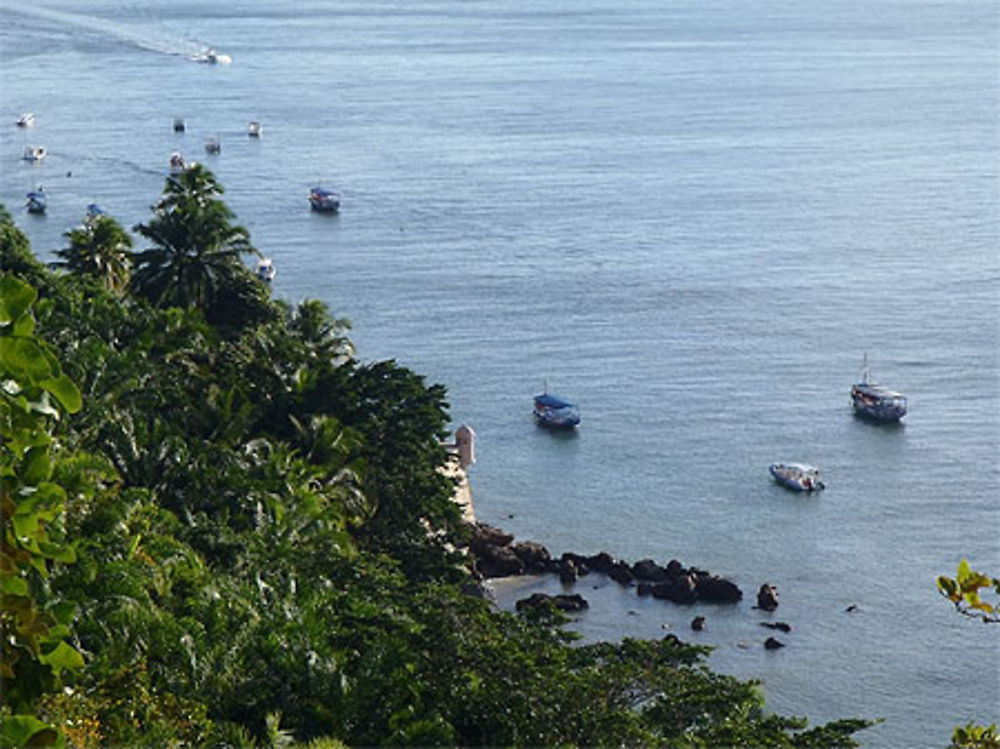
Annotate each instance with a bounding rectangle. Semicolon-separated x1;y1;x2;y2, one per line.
2;1;998;745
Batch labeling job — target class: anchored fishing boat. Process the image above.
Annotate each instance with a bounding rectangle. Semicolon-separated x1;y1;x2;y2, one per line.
533;389;581;429
851;355;907;422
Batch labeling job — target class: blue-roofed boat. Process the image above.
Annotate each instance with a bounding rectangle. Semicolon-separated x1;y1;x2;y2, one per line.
533;390;581;429
851;355;907;422
86;203;106;218
769;462;824;492
25;187;46;214
309;186;340;212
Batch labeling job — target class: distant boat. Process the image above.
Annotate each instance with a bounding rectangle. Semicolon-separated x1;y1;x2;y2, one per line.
169;151;187;173
173;117;186;132
255;257;276;282
769;463;824;492
22;145;46;161
533;389;581;429
192;48;231;65
17;112;34;128
851;355;907;422
309;186;341;213
248;121;262;137
204;137;221;155
25;187;46;214
86;203;106;219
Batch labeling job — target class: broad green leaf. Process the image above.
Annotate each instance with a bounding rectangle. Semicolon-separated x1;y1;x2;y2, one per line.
40;374;81;414
19;445;51;484
0;276;37;326
38;640;85;676
0;338;53;382
0;714;52;747
1;575;29;596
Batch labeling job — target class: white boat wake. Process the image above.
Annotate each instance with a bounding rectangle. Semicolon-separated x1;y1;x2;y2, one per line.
5;4;229;63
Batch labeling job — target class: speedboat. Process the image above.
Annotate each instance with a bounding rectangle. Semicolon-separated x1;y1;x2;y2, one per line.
204;137;221;155
193;48;231;65
173;117;186;132
255;257;276;282
248;121;262;137
533;391;581;429
769;463;824;492
309;186;341;212
851;355;907;422
25;187;46;214
17;112;34;128
22;146;46;161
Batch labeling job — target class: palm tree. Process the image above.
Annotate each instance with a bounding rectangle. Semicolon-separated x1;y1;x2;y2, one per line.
55;214;134;293
131;164;257;311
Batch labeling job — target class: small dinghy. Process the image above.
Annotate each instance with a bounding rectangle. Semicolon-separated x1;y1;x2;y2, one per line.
769;463;824;492
25;187;47;214
169;151;187;173
173;117;186;132
86;203;107;219
255;257;276;283
309;186;341;212
204;137;221;155
248;121;262;137
17;112;34;128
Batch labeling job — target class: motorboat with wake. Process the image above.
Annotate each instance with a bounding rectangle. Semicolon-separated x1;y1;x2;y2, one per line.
309;186;341;212
533;389;581;429
192;48;231;65
851;355;907;422
25;187;46;214
769;463;824;492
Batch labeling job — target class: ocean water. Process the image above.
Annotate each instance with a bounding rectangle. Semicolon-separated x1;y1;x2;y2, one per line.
2;1;998;746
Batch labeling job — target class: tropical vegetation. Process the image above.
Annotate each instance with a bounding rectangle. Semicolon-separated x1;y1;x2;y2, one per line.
1;169;872;747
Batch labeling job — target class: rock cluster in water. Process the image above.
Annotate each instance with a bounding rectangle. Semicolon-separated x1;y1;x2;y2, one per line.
467;522;744;605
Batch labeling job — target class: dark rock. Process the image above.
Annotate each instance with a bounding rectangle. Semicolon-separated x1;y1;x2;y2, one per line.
691;616;706;631
515;592;589;613
553;559;577;585
665;559;686;578
460;581;496;603
561;552;591;576
694;575;743;604
764;637;785;650
470;523;514;554
651;574;697;604
636;582;654;597
475;544;524;578
760;621;792;633
756;583;779;611
608;561;634;586
632;559;670;582
512;541;551;572
584;552;618;575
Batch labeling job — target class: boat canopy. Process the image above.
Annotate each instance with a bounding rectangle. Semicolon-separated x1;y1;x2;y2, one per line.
534;393;576;409
311;187;339;197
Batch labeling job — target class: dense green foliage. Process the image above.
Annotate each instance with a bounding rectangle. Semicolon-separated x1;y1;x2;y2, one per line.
1;177;871;747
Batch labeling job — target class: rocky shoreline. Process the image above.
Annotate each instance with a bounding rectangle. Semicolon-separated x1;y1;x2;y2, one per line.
465;521;790;646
